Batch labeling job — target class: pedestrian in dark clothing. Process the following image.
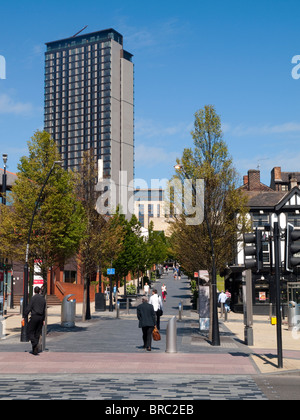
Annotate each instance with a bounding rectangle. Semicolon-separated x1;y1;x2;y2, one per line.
137;297;156;351
22;286;46;355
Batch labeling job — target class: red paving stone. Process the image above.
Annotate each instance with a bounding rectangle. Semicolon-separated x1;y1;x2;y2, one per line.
0;352;258;375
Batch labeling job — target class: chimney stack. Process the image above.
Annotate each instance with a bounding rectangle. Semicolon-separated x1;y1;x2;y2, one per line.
273;167;282;181
289;174;298;190
248;169;261;191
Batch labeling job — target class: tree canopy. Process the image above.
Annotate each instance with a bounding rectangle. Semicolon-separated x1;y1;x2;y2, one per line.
0;130;86;284
170;105;249;278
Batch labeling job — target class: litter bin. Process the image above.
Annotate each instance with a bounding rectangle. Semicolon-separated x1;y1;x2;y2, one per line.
288;301;300;331
61;294;76;328
95;293;106;312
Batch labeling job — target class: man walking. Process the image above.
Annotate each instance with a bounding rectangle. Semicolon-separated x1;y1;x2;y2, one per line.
22;286;46;355
137;296;156;351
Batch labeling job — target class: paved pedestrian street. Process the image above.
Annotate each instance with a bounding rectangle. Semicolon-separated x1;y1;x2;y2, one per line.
0;374;266;400
1;272;300;401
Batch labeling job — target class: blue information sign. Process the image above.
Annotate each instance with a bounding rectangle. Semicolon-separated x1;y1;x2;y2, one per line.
107;268;115;275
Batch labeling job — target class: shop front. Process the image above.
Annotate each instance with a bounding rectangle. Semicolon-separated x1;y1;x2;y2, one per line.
227;268;300;316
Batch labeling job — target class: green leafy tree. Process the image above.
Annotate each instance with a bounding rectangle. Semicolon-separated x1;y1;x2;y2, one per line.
114;214;142;288
144;221;168;271
170;105;249;277
76;150;124;320
0;130;86;293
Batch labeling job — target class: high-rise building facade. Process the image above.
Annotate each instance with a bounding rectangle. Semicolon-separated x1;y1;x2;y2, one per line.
44;28;134;212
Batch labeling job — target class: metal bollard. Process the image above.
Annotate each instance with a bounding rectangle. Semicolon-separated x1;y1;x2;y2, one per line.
224;309;228;322
116;301;120;319
221;303;228;321
166;316;177;353
126;298;129;314
178;301;182;321
221;303;224;318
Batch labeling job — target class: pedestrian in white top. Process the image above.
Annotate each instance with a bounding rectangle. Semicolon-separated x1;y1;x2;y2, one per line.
218;290;230;313
144;282;150;297
149;289;163;330
218;291;227;304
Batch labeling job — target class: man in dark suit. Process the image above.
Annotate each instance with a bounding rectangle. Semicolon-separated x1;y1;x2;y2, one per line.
22;286;46;355
137;296;156;351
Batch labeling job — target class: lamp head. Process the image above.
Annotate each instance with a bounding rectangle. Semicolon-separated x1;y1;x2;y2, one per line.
2;154;8;165
174;164;183;170
54;160;63;166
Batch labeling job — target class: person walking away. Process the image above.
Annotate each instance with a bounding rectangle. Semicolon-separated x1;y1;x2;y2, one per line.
137;296;156;351
218;290;228;315
144;282;150;297
149;289;163;330
22;286;46;355
225;289;231;313
161;284;167;302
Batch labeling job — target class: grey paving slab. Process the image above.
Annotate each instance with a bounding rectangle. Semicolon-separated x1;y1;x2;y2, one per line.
0;374;267;400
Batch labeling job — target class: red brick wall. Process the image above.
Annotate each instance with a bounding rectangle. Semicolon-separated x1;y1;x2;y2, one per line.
55;281;96;303
248;170;261;191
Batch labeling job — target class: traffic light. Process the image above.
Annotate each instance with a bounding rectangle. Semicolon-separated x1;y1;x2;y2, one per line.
244;229;263;272
285;223;300;271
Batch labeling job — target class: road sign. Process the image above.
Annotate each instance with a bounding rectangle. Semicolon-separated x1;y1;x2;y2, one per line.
107;268;115;276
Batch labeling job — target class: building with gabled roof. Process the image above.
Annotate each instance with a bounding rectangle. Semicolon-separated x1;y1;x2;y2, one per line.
0;168;18;191
227;167;300;314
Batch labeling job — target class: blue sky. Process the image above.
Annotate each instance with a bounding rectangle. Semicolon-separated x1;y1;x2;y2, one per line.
0;0;300;187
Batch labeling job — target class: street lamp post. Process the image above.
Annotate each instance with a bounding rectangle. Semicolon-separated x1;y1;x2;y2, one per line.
274;221;283;369
21;161;63;343
174;164;220;346
1;154;13;311
2;154;7;206
0;154;8;337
